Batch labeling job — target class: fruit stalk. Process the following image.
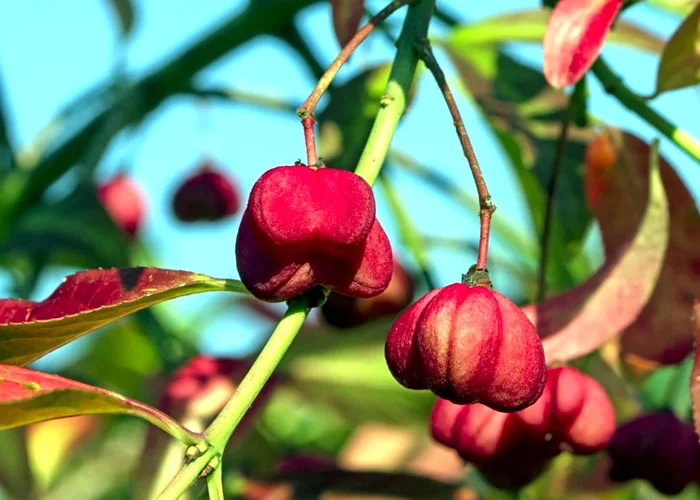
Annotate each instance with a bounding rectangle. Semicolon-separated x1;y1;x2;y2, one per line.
414;39;495;271
156;296;311;499
537;80;585;301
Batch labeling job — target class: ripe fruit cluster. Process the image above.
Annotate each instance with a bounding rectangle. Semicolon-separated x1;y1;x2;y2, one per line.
607;411;700;495
321;259;414;328
385;282;546;411
431;366;616;490
235;165;393;302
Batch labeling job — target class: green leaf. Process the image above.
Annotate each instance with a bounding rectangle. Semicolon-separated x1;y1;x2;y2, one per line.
0;267;248;366
648;0;699;17
655;3;700;95
0;182;130;269
444;42;593;290
522;139;669;364
279;322;435;424
0;364;196;443
692;300;700;441
106;0;135;37
451;8;665;54
0;74;13;172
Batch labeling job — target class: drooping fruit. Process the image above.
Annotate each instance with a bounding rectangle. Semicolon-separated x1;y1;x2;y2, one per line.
235;165;393;302
430;366;616;490
321;258;414;328
543;0;624;88
607;411;700;495
386;283;546;411
172;162;241;222
97;174;146;238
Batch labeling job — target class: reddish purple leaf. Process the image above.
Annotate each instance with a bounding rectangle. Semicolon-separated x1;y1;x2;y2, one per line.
543;0;624;88
0;267;247;366
0;364;197;443
521;145;669;364
691;299;700;442
331;0;365;47
586;128;700;366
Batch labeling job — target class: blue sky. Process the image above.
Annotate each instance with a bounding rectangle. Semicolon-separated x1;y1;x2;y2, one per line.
0;0;698;370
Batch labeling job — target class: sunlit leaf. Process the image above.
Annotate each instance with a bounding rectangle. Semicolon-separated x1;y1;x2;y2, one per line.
444;42;594;290
279;322;434;424
451;8;664;54
655;3;700;95
0;267;247;366
691;299;700;439
522;140;669;364
107;0;135;37
649;0;699;17
586;128;700;365
543;0;624;88
330;0;365;47
0;364;196;443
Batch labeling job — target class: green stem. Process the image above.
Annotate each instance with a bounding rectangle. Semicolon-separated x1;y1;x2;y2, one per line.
206;465;224;500
378;173;437;290
592;57;700;164
354;0;436;185
156;296;311;499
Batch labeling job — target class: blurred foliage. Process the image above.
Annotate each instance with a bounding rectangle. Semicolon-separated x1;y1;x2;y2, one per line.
0;1;698;499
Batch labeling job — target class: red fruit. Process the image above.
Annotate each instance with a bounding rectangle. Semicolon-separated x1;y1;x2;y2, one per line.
607;411;700;495
321;259;414;328
543;0;623;88
97;174;146;238
172;163;241;222
430;366;615;489
385;283;546;411
161;355;277;433
235;165;393;302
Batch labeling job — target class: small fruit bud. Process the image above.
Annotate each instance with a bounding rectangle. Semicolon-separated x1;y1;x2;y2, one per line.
386;283;546;411
235;165;392;302
172;163;241;222
97;174;146;238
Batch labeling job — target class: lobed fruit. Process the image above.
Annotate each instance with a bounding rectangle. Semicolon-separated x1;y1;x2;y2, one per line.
431;366;616;490
386;283;546;411
607;411;700;495
235;165;392;302
172;162;241;222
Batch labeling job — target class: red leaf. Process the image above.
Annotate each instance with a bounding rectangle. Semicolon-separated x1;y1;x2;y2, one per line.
587;128;700;366
522;141;669;364
0;267;247;366
0;364;197;443
331;0;365;47
691;299;700;441
543;0;624;88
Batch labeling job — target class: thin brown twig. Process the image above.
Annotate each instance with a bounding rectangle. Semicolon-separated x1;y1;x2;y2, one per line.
297;0;415;119
302;115;318;166
414;39;495;271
